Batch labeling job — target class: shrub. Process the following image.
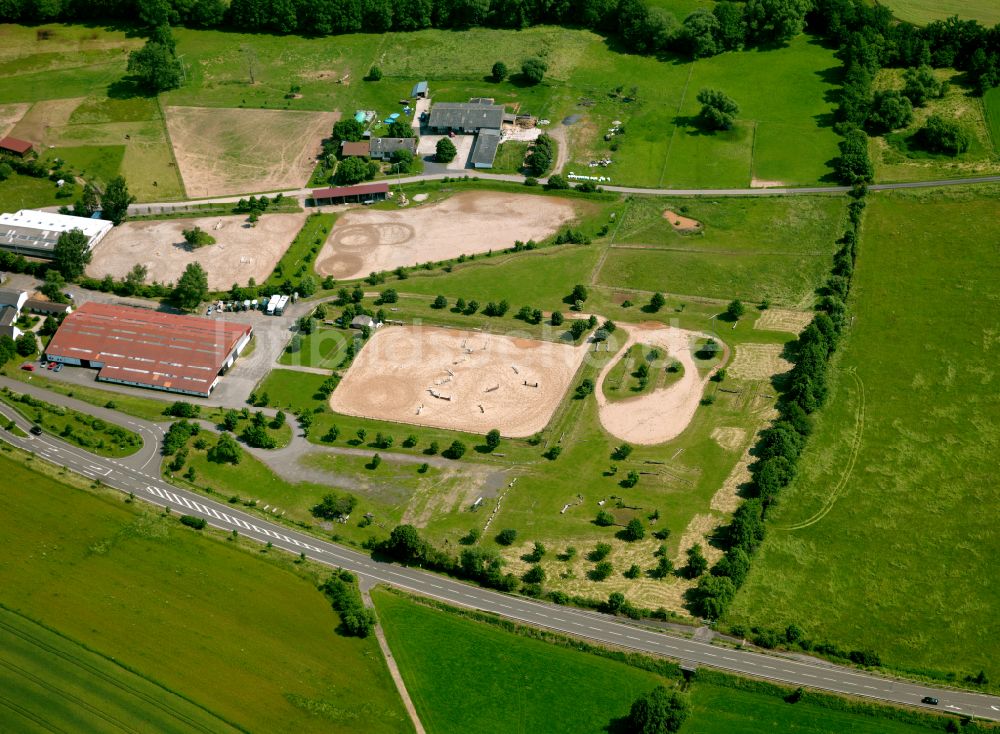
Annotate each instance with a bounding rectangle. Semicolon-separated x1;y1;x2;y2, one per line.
496;528;518;545
622;518;645;541
590;561;614;580
180;515;207;530
914;115;971;155
443;440;467;459
491;60;508;82
595;510;615;527
207;433;242;464
367;65;382;80
521;57;547;84
436;137;458;163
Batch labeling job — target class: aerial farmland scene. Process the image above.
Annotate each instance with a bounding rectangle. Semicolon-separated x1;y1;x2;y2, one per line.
0;0;998;730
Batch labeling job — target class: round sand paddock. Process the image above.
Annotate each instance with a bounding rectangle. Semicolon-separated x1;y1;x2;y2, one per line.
315;191;579;280
595;323;720;445
329;325;588;437
87;213;307;290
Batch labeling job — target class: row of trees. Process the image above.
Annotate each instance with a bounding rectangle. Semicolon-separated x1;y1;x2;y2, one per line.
691;190;867;621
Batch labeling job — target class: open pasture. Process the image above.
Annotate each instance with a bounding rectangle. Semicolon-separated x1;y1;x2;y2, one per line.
727;187;1000;682
164;106;337;197
879;0;1000;26
315;192;580;280
329;325;588;437
88;212;307;289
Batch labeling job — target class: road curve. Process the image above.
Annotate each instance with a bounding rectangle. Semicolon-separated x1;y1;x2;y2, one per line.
0;388;997;722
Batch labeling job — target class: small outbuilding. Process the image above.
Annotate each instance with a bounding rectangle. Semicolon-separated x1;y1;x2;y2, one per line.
311;183;389;206
350;314;376;330
470;128;501;169
0;136;33;157
411;81;429;98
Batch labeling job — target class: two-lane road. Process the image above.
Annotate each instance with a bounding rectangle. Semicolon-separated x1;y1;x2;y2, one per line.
1;392;997;722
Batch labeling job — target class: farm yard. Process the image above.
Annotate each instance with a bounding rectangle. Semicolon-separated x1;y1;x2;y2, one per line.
315;191;581;280
329;325;589;437
726;187;1000;682
87;212;308;289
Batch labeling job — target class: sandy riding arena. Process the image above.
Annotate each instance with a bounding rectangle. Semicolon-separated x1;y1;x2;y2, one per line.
87;213;307;289
595;323;720;445
329;326;588;437
315;192;579;280
165;106;337;197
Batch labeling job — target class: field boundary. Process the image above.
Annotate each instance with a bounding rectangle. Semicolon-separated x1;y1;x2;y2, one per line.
156;96;187;199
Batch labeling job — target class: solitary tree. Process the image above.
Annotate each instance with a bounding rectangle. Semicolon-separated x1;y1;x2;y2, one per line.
436;137;457;163
207;433;242;464
367;65;383;81
101;176;135;225
521;57;548;84
172;262;209;309
53;229;91;280
485;428;501;450
623;518;646;541
697;88;739;130
127;39;183;93
432;294;448;309
626;686;690;733
724;298;745;320
491;61;508;82
649;292;666;312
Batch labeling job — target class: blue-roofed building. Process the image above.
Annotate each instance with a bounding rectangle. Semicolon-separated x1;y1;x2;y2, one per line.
411;81;429;98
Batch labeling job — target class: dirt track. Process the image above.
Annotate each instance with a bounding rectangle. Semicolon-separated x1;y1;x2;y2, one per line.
315;191;579;280
329;325;588;437
88;213;307;289
165;106;337;197
595;323;719;445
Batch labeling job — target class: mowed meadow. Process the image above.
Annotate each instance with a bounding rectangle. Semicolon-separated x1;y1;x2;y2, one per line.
726;186;1000;681
0;452;411;734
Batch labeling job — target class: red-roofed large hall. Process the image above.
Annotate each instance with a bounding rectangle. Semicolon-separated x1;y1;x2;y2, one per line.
44;302;253;397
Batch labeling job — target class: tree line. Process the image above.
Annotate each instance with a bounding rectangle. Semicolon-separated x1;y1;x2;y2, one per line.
690;187;867;623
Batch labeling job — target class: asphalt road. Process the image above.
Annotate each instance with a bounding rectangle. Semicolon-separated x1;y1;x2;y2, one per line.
2;390;998;722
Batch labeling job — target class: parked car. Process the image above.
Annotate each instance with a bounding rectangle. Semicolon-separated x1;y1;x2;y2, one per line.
30;425;43;436
54;363;63;372
38;358;47;367
47;361;56;370
206;307;214;315
20;363;34;372
921;697;939;706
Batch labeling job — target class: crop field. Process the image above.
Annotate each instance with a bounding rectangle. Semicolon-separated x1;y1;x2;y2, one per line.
727;187;1000;682
374;591;944;734
879;0;1000;26
599;195;845;307
0;452;410;733
872;68;1000;183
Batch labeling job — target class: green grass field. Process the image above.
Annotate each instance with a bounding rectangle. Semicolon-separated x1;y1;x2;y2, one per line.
254;368;332;413
984;87;1000;154
726;187;1000;682
265;213;336;290
373;590;668;734
600;195;845;306
0;605;239;733
373;591;945;734
880;0;1000;26
279;327;351;369
0;451;411;733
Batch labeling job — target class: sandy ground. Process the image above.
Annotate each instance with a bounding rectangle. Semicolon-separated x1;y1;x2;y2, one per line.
662;209;702;232
595;323;720;445
329;325;588;437
754;308;813;334
315;191;579;280
750;178;786;188
165;106;337;197
87;213;307;289
0;103;30;139
10;98;84;145
727;343;792;381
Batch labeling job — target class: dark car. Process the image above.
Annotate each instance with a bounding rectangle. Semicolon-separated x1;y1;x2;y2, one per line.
30;425;43;436
921;697;939;706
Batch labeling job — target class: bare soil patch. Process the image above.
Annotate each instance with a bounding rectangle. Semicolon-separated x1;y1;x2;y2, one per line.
710;426;746;452
10;98;84;145
0;103;31;138
662;209;702;232
727;343;792;381
329;325;588;438
87;213;307;289
595;322;720;445
315;192;579;280
754;308;813;334
750;178;786;188
164;106;337;197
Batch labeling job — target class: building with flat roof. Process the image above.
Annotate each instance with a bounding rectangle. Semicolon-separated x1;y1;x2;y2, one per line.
0;136;33;157
0;209;113;259
428;101;504;133
44;302;253;397
470;128;501;168
369;137;418;160
311;182;389;205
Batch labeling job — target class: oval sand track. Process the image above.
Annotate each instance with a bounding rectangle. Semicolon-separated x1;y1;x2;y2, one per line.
595;323;720;445
315;191;579;280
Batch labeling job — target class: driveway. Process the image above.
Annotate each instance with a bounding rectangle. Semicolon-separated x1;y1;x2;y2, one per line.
417;133;475;172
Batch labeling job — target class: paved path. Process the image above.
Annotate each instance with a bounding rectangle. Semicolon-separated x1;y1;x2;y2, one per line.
127;173;1000;215
1;390;997;722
